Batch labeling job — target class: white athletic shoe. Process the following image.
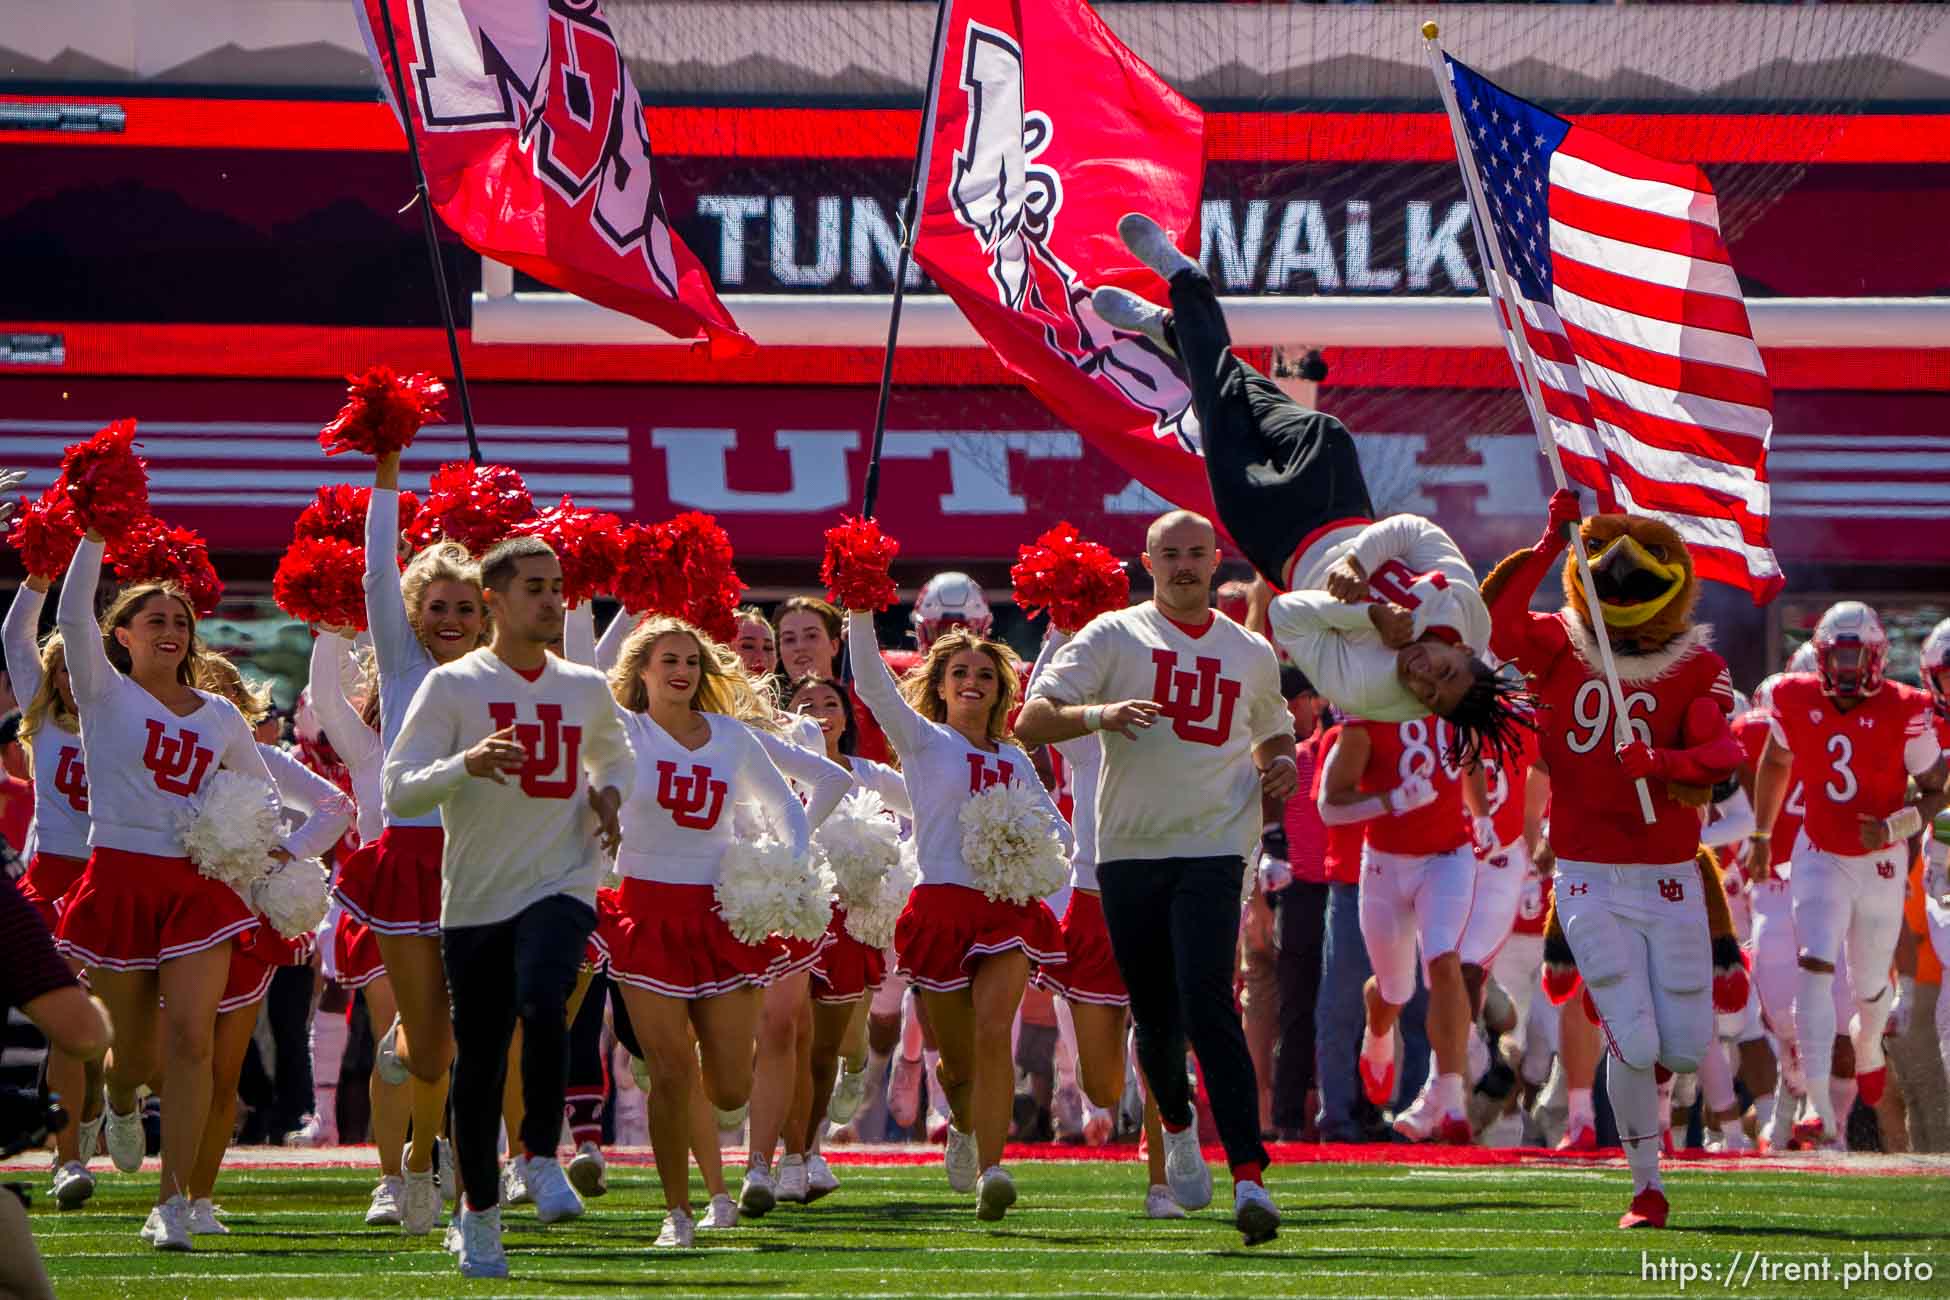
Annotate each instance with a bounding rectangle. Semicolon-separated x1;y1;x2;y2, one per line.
1118;211;1200;282
975;1165;1016;1221
655;1206;696;1249
149;1195;193;1251
402;1169;440;1236
140;1205;162;1244
739;1163;777;1218
188;1198;228;1236
1392;1080;1441;1142
1161;1118;1213;1211
1082;1103;1115;1148
828;1060;868;1124
456;1204;507;1279
375;1015;409;1087
889;1054;924;1128
51;1160;95;1210
104;1102;145;1173
443;1206;467;1254
435;1137;458;1208
1091;287;1172;351
700;1193;740;1230
943;1126;979;1194
519;1154;584;1224
775;1154;809;1204
501;1159;531;1207
366;1175;404;1226
568;1140;608;1199
805;1153;840;1202
1234;1181;1280;1245
1146;1184;1187;1220
76;1112;103;1164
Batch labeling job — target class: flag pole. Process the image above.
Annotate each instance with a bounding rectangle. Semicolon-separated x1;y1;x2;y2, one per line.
373;0;483;464
1422;22;1655;824
860;0;952;520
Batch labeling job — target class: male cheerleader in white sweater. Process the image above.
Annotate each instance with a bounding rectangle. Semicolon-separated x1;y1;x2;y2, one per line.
385;536;635;1279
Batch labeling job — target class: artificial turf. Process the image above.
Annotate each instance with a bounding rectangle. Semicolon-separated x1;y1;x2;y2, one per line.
20;1154;1950;1299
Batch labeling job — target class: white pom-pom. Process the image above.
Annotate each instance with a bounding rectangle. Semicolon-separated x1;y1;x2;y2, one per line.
715;834;834;946
252;858;331;939
178;769;283;891
844;838;919;950
816;790;904;910
959;781;1068;905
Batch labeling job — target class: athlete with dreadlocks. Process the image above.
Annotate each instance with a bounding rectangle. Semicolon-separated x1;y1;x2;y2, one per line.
1094;213;1529;768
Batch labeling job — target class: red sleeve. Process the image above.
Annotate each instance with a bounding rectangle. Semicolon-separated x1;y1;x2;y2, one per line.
1487;529;1571;674
1654;694;1744;785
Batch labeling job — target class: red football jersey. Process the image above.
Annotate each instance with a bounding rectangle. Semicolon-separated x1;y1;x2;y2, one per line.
1484;719;1538;850
1311;724;1364;884
1355;717;1471;856
1523;620;1735;866
1732;708;1803;854
1768;676;1933;856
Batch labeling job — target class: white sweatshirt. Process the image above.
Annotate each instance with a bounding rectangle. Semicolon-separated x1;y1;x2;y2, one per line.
753;723;852;830
57;539;280;858
383;647;636;927
365;487;442;830
847;612;1070;890
3;584;91;860
615;710;810;886
1032;628;1105;891
1270;515;1488;723
307;631;383;845
260;743;355;862
843;754;911;821
1027;602;1286;864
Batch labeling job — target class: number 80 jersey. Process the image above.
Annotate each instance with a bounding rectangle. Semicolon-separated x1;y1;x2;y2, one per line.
1766;673;1934;858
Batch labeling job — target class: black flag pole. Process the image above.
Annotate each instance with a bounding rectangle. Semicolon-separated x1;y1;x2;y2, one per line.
372;0;484;464
859;0;952;520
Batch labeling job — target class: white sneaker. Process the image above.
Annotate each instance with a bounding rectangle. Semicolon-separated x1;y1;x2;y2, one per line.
189;1198;228;1236
1091;287;1172;350
1162;1118;1213;1211
51;1160;95;1210
1118;212;1200;282
655;1206;696;1248
1392;1079;1441;1142
775;1154;809;1204
1146;1184;1187;1220
402;1169;440;1236
76;1112;104;1164
567;1140;608;1198
435;1138;458;1208
1234;1180;1280;1245
739;1162;777;1218
283;1113;324;1147
104;1102;145;1173
519;1154;584;1224
805;1153;839;1202
700;1193;739;1230
975;1165;1016;1221
365;1175;404;1226
501;1159;531;1207
375;1016;409;1087
943;1125;979;1194
889;1054;924;1128
456;1204;507;1279
140;1205;162;1244
1082;1104;1114;1148
149;1195;193;1251
828;1060;868;1124
443;1206;467;1254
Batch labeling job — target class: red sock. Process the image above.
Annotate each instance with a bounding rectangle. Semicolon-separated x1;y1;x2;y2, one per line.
1231;1160;1264;1187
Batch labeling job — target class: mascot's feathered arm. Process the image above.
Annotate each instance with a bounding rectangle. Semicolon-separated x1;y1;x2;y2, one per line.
1485;490;1581;671
1697;846;1751;1014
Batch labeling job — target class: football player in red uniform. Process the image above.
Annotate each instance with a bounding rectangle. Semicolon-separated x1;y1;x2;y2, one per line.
1749;603;1950;1148
1486;491;1741;1229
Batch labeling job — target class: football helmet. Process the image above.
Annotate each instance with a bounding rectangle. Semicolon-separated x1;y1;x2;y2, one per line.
1920;617;1950;707
1810;600;1888;699
911;572;993;647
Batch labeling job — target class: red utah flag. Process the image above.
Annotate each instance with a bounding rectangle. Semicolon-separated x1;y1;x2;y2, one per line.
361;0;750;356
915;0;1212;515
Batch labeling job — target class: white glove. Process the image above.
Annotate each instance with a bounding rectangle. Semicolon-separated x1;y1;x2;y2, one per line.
1470;814;1498;859
1390;773;1437;815
1257;855;1294;895
1886;975;1915;1040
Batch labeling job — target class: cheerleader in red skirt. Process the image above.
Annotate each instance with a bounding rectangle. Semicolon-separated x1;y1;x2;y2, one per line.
331;452;484;1222
844;608;1071;1220
4;576;103;1208
598;614;818;1248
53;533;293;1250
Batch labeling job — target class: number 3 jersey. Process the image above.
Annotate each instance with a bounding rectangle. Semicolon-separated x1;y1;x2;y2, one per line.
1765;674;1935;858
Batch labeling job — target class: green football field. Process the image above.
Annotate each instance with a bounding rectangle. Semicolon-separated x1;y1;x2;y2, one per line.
20;1155;1950;1299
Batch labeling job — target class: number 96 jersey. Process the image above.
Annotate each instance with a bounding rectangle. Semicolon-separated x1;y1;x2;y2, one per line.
1766;674;1934;858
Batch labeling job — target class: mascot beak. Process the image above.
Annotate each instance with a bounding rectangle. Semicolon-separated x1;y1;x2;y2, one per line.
1588;535;1688;628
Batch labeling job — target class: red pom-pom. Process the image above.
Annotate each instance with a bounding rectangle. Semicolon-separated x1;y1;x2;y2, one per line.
511;497;622;610
9;482;83;580
612;522;682;621
273;536;368;631
59;420;150;543
292;484;420;547
821;516;900;613
318;366;447;458
612;513;745;641
1011;521;1130;634
108;515;223;617
405;462;534;555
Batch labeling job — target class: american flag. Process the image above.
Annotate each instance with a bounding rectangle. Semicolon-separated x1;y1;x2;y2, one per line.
1443;55;1781;602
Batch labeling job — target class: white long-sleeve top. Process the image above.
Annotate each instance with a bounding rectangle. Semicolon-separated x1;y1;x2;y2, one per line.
595;605;635;673
1032;629;1105;891
4;583;91;859
58;538;279;858
365;487;442;830
615;710;810;885
1270;515;1489;724
843;753;911;821
562;603;595;669
753;721;852;830
848;612;1070;889
383;648;637;927
307;631;383;845
261;743;355;862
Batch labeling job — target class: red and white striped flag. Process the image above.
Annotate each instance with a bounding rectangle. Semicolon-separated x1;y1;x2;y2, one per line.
1443;55;1781;602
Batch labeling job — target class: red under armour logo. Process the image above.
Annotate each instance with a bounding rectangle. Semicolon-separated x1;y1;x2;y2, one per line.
655;760;728;831
966;753;1015;795
1149;650;1242;748
1658;877;1684;902
142;719;214;797
1565;882;1590;896
486;702;582;800
54;746;89;813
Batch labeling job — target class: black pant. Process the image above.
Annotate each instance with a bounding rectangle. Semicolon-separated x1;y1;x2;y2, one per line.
265;964;318;1138
1272;880;1329;1128
442;893;595;1210
1098;854;1269;1173
1167;269;1374;584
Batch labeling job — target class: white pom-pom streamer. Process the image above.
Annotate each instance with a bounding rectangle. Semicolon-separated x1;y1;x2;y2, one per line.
844;838;919;951
816;790;903;910
252;858;331;939
959;781;1068;905
179;769;283;891
715;834;834;946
